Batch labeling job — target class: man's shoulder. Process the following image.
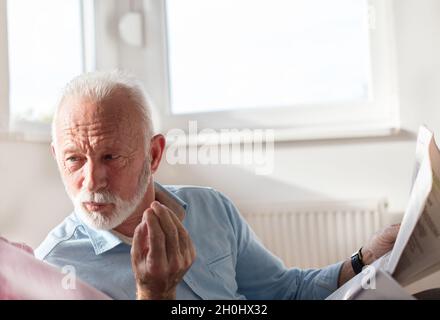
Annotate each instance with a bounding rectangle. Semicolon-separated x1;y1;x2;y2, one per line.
163;184;228;203
34;213;84;260
162;184;238;222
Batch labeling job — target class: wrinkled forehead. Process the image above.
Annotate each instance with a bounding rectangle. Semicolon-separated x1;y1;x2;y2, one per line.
54;95;146;151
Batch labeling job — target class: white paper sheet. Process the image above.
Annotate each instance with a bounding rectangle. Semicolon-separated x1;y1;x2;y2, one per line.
386;126;440;286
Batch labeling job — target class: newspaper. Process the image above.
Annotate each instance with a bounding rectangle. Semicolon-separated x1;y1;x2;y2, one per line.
386;126;440;286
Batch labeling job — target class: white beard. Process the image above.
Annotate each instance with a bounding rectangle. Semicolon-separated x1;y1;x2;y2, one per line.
68;162;151;231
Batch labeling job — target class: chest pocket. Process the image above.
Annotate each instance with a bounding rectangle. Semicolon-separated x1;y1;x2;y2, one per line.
206;252;238;295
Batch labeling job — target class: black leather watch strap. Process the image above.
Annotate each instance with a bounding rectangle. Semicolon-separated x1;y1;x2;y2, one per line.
350;247;365;274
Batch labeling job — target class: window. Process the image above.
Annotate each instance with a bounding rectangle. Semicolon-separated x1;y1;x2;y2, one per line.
152;0;399;140
0;0;399;141
166;0;371;114
2;0;95;138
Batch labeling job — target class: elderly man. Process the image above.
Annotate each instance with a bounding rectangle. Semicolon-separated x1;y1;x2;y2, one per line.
36;71;399;300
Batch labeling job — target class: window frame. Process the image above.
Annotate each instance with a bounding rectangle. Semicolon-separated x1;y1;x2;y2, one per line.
145;0;400;141
0;0;9;136
0;0;401;142
0;0;97;142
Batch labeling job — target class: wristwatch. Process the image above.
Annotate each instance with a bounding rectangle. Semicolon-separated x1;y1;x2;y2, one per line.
350;247;365;274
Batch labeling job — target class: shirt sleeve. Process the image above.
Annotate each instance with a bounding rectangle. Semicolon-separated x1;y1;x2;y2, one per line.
217;191;344;300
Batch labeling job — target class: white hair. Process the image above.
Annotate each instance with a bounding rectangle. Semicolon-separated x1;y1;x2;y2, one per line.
51;70;154;145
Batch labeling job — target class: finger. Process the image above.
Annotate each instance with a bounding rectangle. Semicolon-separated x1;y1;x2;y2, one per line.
385;224;400;242
165;206;196;264
165;204;184;228
164;205;189;256
146;208;168;265
155;190;185;222
151;201;180;263
131;210;151;261
132;222;148;261
184;234;196;266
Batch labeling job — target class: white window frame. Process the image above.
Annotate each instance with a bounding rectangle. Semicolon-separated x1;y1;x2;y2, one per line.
0;0;9;137
143;0;400;142
0;0;97;141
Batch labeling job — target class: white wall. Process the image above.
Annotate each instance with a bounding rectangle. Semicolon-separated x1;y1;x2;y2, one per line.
0;140;72;247
1;0;440;291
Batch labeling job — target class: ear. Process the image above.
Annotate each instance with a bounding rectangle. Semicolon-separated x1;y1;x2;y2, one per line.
149;134;166;174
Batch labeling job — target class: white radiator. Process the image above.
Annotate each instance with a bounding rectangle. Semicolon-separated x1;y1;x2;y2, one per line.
240;199;387;269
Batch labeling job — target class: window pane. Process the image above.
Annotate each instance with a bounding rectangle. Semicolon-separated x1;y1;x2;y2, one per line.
166;0;371;114
7;0;84;125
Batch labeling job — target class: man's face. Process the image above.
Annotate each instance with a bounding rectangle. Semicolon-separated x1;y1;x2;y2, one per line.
53;92;151;230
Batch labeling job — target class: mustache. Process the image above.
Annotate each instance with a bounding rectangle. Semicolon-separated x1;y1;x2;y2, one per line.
76;189;118;204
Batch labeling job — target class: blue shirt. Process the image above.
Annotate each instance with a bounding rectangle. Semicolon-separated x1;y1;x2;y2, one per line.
35;183;343;300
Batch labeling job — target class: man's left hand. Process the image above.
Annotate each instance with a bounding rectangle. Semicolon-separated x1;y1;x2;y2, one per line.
361;223;400;264
338;223;400;286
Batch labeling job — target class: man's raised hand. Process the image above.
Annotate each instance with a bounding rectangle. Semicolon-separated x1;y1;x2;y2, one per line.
130;201;196;300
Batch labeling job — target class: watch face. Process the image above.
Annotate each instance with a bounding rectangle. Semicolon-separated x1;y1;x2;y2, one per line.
351;252;365;274
351;248;363;261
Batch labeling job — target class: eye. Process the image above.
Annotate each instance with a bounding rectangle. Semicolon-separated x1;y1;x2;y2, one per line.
103;154;120;161
64;155;85;172
66;156;80;162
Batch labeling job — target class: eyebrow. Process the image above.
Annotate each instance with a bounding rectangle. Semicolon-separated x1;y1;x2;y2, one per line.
62;147;81;155
61;145;130;156
60;141;83;153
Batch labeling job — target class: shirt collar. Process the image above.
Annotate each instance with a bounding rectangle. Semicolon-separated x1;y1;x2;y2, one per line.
76;181;188;255
154;182;188;220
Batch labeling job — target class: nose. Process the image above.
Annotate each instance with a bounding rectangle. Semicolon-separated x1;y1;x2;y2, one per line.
82;159;108;192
